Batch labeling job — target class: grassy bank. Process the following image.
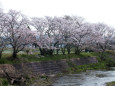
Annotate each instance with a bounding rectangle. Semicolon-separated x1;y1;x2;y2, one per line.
0;51;115;86
67;61;107;73
0;51;115;67
0;52;99;64
0;78;9;86
106;81;115;86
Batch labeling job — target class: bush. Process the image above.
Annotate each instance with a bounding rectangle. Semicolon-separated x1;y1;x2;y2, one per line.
0;59;10;64
105;58;115;67
2;79;8;86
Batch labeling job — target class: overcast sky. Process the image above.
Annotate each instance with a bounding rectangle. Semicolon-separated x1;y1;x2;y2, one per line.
0;0;115;27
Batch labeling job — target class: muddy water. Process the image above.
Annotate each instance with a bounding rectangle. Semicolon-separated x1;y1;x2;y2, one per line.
53;69;115;86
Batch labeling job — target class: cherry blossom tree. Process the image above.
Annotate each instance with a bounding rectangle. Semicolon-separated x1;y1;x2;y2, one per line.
31;17;56;55
58;16;74;54
71;23;93;54
4;10;35;59
1;7;115;62
93;23;114;59
45;16;64;55
31;17;52;55
0;9;8;58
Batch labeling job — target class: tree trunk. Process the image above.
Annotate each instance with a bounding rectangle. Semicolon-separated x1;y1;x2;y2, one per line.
67;48;71;54
39;48;44;56
48;49;53;55
100;50;105;61
0;51;2;59
12;50;17;59
61;48;65;55
0;48;4;59
66;44;71;54
75;48;77;54
56;49;59;55
75;47;80;55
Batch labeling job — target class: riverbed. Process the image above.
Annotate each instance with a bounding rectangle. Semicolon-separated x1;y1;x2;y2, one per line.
52;69;115;86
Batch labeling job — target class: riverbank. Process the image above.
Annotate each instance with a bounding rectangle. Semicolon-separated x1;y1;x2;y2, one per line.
0;56;104;86
106;81;115;86
0;57;98;76
0;51;115;86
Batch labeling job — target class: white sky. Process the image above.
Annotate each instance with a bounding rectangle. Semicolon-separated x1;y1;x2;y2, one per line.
0;0;115;27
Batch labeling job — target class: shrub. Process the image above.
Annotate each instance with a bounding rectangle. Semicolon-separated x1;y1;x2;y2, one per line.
2;79;8;86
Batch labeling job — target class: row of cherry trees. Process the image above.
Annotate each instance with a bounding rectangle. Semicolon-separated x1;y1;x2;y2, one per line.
0;9;115;59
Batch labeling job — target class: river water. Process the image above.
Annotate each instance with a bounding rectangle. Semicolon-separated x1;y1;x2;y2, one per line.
52;69;115;86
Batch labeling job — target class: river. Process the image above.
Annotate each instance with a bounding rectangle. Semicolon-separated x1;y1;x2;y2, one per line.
52;68;115;86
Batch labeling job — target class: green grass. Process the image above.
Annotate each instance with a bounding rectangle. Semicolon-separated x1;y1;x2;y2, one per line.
0;52;98;64
106;81;115;86
67;59;107;73
17;52;98;62
0;49;115;65
0;78;9;86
